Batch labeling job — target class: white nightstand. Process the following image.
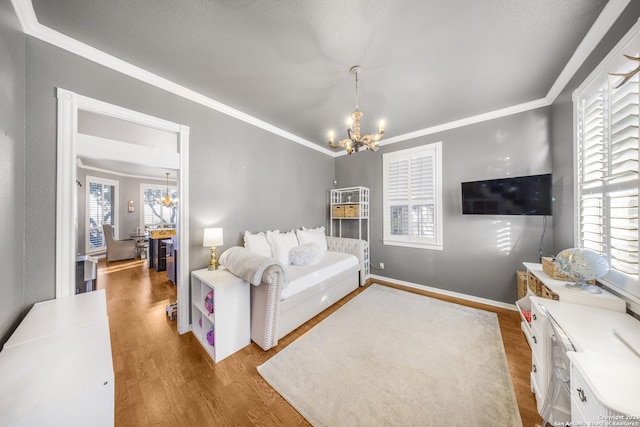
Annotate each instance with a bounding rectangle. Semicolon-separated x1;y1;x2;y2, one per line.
190;268;251;362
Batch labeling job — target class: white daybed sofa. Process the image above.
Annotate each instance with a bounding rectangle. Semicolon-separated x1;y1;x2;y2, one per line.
219;229;368;351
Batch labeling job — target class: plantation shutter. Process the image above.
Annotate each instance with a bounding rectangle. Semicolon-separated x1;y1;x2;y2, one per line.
575;58;639;298
142;185;177;228
383;142;443;250
388;158;409;236
86;177;117;253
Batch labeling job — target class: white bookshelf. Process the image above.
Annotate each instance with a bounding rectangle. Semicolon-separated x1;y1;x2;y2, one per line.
190;268;250;362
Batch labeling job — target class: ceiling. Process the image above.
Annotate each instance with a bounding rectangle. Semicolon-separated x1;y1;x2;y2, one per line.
28;0;610;153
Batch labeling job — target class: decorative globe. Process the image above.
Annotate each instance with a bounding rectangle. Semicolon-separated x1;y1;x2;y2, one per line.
554;248;574;276
555;248;609;294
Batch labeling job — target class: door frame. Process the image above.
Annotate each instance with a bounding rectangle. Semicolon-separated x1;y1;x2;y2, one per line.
56;88;191;334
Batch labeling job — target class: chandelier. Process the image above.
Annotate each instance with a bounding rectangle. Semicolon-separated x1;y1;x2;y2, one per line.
328;65;385;154
161;172;174;207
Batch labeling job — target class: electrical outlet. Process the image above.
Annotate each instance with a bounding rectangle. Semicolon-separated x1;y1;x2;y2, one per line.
379;262;384;270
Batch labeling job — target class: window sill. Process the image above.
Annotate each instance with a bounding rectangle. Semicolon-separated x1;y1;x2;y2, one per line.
383;240;443;251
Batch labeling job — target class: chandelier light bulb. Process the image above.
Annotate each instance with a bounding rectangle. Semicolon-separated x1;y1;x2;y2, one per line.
346;117;353;128
328;130;335;144
379;119;385;133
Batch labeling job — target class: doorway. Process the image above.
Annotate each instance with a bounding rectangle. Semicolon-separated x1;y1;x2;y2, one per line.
56;88;191;334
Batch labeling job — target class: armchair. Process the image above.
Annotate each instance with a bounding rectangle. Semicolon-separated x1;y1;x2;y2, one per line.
102;224;136;262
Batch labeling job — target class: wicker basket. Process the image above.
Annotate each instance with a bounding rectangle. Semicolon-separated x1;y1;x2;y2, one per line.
527;271;543;297
516;271;528;299
344;204;359;217
541;284;559;301
541;256;595;284
332;206;345;218
541;257;572;281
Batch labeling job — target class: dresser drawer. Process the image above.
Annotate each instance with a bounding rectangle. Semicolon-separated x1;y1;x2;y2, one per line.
531;351;546;410
570;364;624;421
529;301;547;361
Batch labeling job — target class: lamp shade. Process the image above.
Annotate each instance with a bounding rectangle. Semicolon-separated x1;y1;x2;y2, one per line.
203;227;224;247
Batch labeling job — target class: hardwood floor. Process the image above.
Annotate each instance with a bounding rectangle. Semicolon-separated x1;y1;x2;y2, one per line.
99;259;539;426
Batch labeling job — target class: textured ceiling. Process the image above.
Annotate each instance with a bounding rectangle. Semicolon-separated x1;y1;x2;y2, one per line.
31;0;608;150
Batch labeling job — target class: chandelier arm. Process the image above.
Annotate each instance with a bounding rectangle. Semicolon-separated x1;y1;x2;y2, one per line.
347;128;355;142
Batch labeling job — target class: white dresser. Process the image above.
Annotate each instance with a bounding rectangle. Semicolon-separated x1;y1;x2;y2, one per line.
0;290;114;427
518;294;640;424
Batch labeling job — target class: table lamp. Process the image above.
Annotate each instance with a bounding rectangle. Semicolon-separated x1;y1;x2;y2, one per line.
203;227;224;270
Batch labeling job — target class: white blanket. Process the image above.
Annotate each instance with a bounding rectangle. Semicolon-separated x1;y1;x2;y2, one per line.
219;246;287;286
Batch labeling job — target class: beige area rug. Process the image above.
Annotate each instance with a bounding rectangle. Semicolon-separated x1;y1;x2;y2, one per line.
257;284;522;427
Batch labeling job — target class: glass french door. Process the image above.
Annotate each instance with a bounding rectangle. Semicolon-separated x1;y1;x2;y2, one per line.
86;176;119;253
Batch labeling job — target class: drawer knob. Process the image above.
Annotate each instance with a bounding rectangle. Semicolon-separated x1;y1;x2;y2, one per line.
532;335;537;344
577;387;587;403
532;364;537;373
532;313;537;321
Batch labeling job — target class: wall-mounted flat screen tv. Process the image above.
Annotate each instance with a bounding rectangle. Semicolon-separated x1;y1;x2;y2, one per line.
461;173;552;216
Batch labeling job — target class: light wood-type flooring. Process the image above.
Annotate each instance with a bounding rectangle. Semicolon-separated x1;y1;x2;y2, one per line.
100;258;539;426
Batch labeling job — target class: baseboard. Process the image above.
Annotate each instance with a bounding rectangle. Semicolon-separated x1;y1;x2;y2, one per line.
369;274;519;312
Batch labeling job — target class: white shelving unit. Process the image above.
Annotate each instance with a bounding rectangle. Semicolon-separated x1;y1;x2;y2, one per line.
191;268;250;363
330;186;370;278
330;186;369;241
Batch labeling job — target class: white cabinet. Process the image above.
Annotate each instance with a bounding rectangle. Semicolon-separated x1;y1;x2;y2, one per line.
190;268;250;363
0;290;114;427
516;295;640;424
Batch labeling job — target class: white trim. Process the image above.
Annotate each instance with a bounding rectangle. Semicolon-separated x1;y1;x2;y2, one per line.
77;158;177;182
177;125;190;334
382;240;444;251
599;280;640;315
382;142;444;250
375;98;551;148
56;88;77;298
11;0;334;157
11;0;628;156
370;274;518;312
546;0;631;102
56;88;191;335
573;18;640;100
77;133;180;170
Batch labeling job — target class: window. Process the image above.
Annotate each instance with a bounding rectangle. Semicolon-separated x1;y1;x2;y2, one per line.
141;183;177;228
86;176;118;253
383;142;443;250
574;41;639;301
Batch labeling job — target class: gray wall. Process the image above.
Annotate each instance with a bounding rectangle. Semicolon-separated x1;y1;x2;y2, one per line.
75;168;168;254
551;1;640;251
25;36;334;303
0;0;26;344
336;108;554;304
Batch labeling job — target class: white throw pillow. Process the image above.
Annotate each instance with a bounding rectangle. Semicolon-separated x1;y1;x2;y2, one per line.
296;226;327;254
244;230;275;258
290;243;323;266
266;230;299;265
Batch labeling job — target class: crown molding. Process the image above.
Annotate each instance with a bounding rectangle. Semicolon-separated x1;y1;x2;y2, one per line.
545;0;631;103
12;0;627;158
12;0;336;157
375;98;551;149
